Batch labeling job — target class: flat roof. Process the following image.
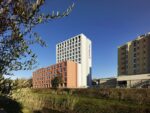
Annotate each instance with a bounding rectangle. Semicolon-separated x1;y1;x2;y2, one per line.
118;32;150;48
56;33;90;46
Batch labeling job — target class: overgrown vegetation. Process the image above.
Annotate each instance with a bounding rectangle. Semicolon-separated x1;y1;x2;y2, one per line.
11;88;78;113
13;78;32;89
0;75;12;94
9;88;150;113
32;88;150;105
1;80;149;113
0;77;33;95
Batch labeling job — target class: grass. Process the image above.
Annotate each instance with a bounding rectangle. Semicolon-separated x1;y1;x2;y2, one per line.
11;88;78;112
31;88;150;105
10;88;150;113
74;97;150;113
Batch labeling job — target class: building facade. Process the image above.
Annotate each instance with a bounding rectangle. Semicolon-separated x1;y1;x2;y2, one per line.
56;34;92;87
32;61;78;88
117;33;150;88
118;33;150;75
92;77;117;88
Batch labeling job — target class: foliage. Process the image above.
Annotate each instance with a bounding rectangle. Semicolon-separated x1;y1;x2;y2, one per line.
0;75;5;93
0;75;12;94
0;77;32;94
13;78;33;89
0;75;5;91
51;76;63;89
0;0;74;75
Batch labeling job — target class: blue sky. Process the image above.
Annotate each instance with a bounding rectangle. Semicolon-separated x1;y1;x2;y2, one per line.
12;0;150;79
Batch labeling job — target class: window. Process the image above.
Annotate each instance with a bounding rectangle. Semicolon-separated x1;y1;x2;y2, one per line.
133;59;136;63
64;83;67;87
133;48;136;52
133;70;136;74
64;76;67;82
133;53;136;57
78;35;81;39
59;68;62;73
133;41;136;46
76;37;78;40
133;64;136;68
64;68;66;72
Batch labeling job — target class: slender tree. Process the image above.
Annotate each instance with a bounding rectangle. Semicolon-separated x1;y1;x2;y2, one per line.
51;76;63;89
0;0;74;75
0;75;5;92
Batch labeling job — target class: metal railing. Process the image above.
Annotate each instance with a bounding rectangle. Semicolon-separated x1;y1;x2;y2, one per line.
131;79;150;88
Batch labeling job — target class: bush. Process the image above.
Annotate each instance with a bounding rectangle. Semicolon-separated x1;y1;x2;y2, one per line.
11;88;150;113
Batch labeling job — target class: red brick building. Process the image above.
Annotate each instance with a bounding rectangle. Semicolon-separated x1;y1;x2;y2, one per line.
32;61;78;88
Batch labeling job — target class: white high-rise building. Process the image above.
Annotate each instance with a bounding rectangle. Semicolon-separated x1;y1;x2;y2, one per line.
56;34;92;87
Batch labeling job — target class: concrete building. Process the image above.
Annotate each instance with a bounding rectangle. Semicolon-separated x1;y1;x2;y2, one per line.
92;77;117;88
56;34;92;87
117;33;150;88
32;61;78;88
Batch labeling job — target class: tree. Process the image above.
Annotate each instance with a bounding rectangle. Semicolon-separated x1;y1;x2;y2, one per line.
51;76;63;89
0;75;12;94
0;0;74;75
12;78;33;89
26;78;33;88
0;75;5;92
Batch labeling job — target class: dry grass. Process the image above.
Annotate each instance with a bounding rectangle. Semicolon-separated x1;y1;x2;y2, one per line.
10;88;150;113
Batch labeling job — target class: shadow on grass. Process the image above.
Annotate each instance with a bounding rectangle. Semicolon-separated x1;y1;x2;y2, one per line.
33;108;65;113
0;95;22;113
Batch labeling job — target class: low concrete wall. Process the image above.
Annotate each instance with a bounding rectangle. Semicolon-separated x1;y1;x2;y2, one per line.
117;73;150;81
117;74;150;88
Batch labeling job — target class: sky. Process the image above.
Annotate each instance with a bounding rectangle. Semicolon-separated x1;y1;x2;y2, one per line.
11;0;150;79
